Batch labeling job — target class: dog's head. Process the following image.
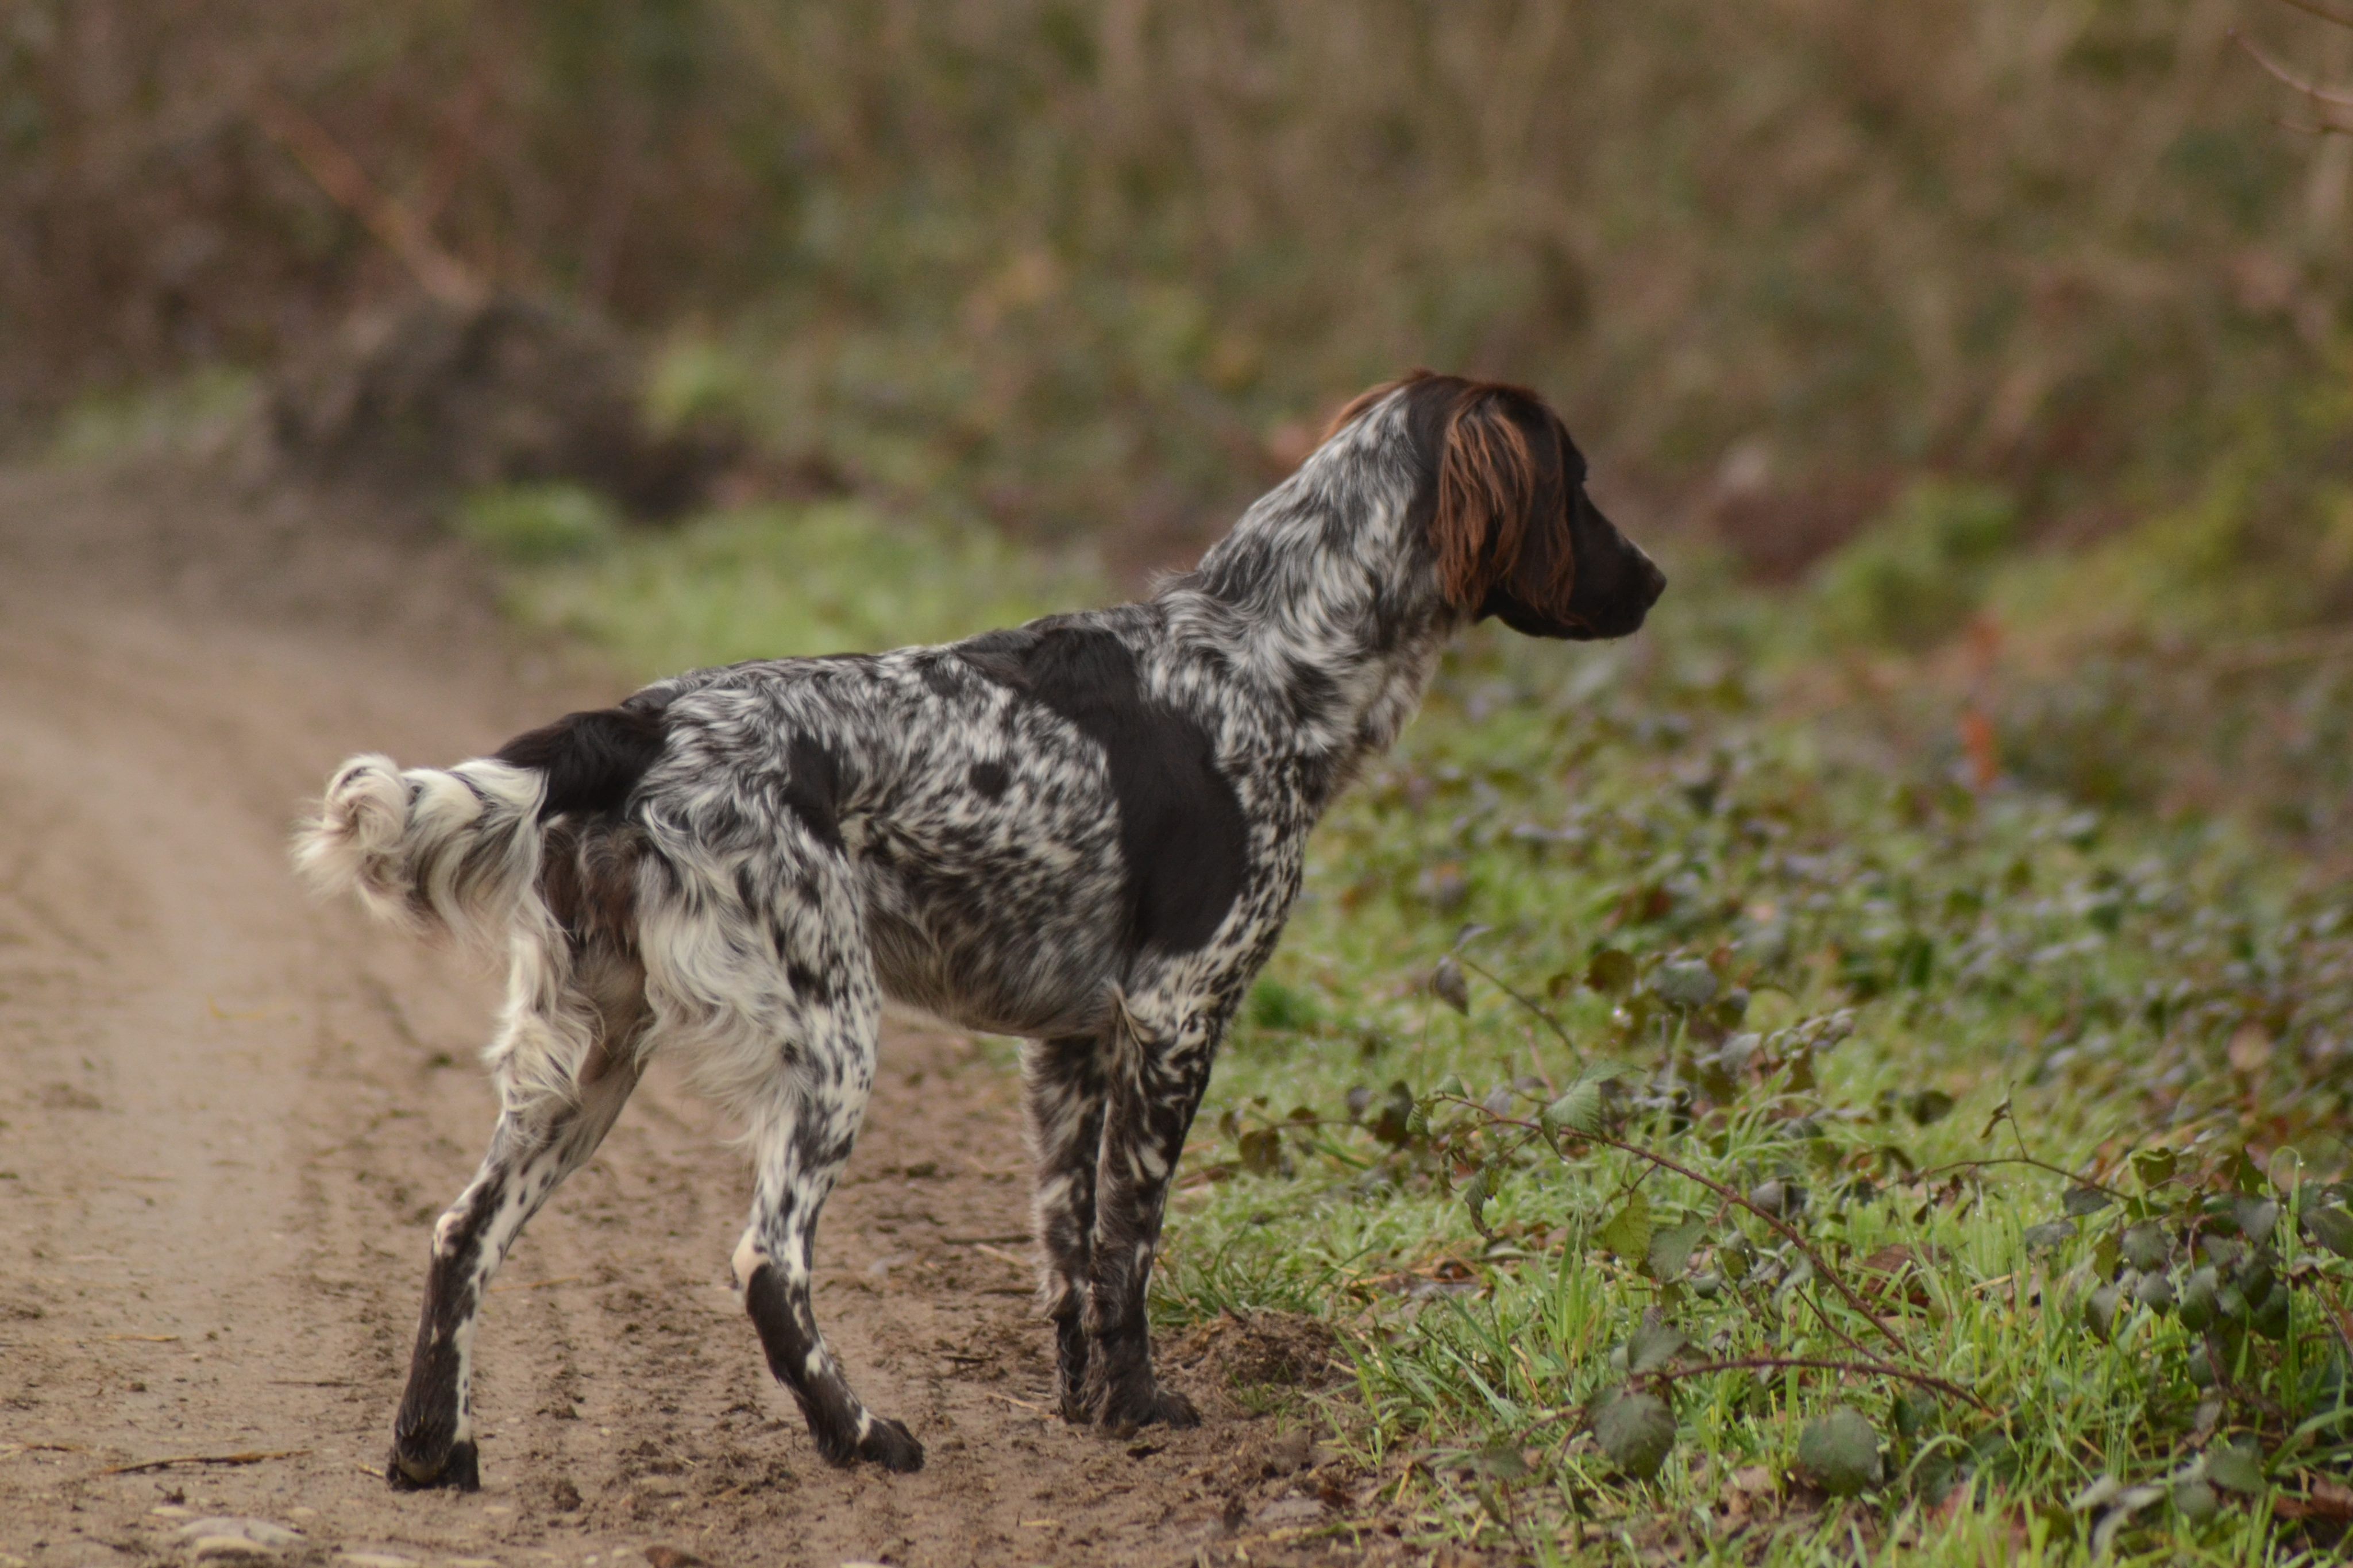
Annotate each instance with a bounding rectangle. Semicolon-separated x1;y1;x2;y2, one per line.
1334;373;1665;640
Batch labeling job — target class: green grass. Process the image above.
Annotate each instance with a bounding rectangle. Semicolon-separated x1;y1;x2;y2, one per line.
466;489;1105;669
493;508;2353;1563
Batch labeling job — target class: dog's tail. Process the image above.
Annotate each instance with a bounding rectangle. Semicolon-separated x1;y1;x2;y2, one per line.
294;755;551;956
294;705;668;958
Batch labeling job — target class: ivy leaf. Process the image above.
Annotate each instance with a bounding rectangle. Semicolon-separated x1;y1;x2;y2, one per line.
1652;960;1718;1010
1542;1082;1604;1137
2302;1203;2353;1258
1430;956;1470;1014
2178;1267;2219;1331
1585;948;1637;996
1433;1072;1468;1103
2023;1220;2076;1255
2232;1197;2281;1242
1462;1167;1492;1235
1906;1090;1956;1126
1598;1187;1654;1264
1370;1082;1415;1147
1797;1406;1883;1497
1627;1310;1687;1373
2063;1185;2113;1218
2203;1441;2267;1495
1237;1127;1284;1176
1593;1391;1676;1480
2132;1148;2178;1188
1646;1217;1709;1281
1979;1091;2015;1142
2172;1479;2220;1521
2120;1222;2169;1273
2083;1282;2124;1339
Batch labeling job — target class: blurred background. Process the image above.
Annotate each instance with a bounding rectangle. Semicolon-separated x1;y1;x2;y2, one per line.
8;0;2353;839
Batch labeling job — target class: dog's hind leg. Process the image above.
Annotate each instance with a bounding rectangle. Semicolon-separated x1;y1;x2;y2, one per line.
719;921;921;1471
1022;1032;1109;1420
387;1026;641;1491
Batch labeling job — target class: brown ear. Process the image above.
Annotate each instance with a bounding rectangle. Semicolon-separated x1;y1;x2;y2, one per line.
1431;387;1572;612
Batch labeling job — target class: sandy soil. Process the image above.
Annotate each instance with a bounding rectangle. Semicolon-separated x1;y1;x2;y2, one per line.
0;456;1376;1568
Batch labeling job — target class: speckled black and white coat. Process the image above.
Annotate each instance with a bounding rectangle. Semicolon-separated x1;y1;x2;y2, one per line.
295;373;1666;1489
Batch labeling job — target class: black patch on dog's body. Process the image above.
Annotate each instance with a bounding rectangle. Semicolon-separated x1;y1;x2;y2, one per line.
780;733;848;853
495;705;669;820
959;624;1248;956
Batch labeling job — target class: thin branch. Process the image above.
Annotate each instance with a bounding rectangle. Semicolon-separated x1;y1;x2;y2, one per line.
1452;954;1584;1067
1914;1156;2130;1200
1797;1279;1899;1370
2273;0;2353;34
1634;1355;1993;1413
97;1448;308;1476
250;92;486;307
1445;1095;1912;1360
1578;1125;1913;1358
2236;29;2353;109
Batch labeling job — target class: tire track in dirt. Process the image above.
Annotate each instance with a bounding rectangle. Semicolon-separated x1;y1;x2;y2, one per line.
0;460;1345;1568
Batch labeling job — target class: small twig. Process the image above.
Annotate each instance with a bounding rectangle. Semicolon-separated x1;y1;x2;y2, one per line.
98;1448;308;1476
1;1442;90;1459
102;1334;180;1343
1636;1355;1993;1413
2236;29;2353;109
1451;955;1585;1067
973;1243;1032;1270
990;1391;1054;1415
2273;0;2353;36
1914;1156;2129;1200
1455;1097;1914;1360
942;1234;1032;1246
1585;1126;1912;1357
250;92;486;306
1797;1282;1895;1368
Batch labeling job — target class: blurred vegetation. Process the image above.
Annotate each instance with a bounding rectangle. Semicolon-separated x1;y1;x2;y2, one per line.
20;6;2353;1552
1164;613;2353;1558
14;0;2353;559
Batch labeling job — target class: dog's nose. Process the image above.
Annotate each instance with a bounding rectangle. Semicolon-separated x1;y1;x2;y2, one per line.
1638;551;1667;607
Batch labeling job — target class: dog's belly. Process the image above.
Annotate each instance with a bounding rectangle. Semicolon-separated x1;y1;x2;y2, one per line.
857;860;1125;1040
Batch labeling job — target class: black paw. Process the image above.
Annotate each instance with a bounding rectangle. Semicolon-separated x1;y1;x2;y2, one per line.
385;1437;479;1492
1091;1377;1200;1435
858;1415;926;1473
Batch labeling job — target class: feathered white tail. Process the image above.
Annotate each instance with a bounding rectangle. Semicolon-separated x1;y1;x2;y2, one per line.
294;754;549;957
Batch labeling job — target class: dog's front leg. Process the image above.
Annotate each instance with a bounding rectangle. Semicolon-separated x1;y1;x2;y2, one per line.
1080;1000;1217;1432
1022;1033;1109;1420
388;1049;639;1491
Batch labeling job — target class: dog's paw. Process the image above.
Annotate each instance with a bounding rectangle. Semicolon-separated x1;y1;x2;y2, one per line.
857;1415;926;1473
385;1438;480;1492
1091;1376;1199;1435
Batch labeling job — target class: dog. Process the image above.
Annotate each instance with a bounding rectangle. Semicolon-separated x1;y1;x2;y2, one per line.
294;371;1665;1489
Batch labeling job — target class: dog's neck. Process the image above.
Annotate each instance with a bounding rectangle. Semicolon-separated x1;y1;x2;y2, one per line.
1166;402;1458;775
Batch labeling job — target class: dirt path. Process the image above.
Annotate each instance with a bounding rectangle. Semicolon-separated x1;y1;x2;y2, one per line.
0;460;1340;1568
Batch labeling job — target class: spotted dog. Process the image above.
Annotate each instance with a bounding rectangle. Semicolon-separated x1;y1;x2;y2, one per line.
294;372;1666;1489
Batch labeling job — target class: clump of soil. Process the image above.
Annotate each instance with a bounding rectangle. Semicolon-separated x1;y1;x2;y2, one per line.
270;292;732;517
1164;1310;1348;1396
